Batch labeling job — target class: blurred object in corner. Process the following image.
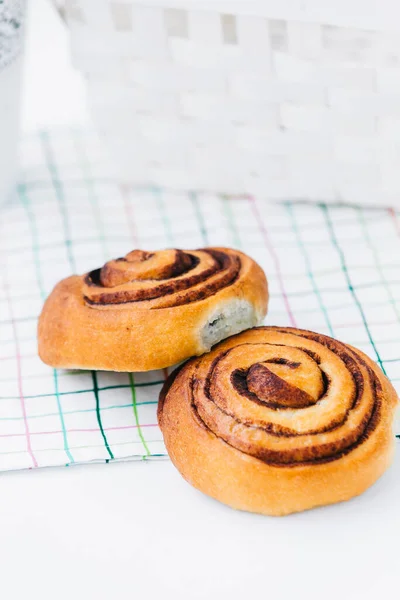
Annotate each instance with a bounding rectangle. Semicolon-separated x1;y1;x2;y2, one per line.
56;0;400;208
0;0;26;205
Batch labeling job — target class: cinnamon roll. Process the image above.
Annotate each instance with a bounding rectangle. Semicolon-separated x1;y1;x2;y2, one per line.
158;327;398;516
38;248;268;371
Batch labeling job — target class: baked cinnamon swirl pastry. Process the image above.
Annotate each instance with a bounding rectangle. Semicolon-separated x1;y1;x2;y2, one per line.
158;327;398;516
38;248;268;371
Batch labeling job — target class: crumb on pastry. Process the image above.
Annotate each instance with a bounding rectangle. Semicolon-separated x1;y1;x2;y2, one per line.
200;298;262;351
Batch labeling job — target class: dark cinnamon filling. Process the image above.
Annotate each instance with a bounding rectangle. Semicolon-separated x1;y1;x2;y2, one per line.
84;249;241;307
173;330;381;466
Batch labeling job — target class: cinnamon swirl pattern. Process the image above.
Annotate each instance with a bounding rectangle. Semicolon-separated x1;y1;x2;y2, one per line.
38;247;268;371
83;248;241;308
158;327;398;515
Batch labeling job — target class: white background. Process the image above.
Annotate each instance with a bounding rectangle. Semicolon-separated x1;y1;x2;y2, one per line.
2;1;399;598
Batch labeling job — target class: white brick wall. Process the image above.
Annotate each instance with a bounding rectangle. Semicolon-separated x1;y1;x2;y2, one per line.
64;0;400;206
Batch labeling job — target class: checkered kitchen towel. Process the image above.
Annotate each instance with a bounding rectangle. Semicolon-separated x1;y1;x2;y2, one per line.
0;127;400;471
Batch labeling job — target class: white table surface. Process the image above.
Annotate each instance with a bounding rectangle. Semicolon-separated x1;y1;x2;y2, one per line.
4;2;398;598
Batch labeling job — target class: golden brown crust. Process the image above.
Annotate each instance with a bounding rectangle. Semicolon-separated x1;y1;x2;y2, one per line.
158;327;398;516
38;247;268;372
